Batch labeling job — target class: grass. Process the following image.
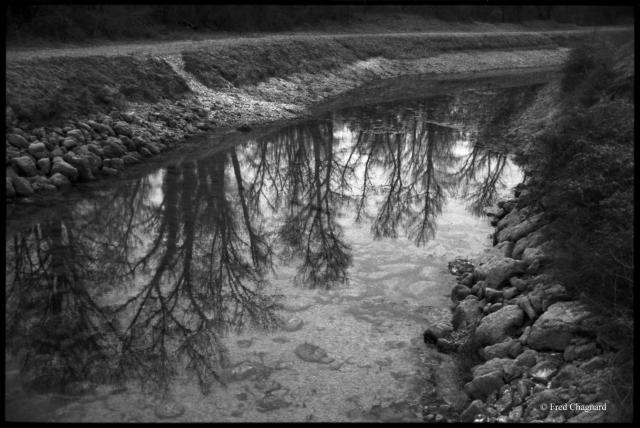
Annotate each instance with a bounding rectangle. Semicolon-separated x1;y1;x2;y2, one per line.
6;56;190;124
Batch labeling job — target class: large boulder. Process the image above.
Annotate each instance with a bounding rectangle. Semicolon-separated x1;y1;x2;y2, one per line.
476;305;525;346
527;301;598;351
474;258;526;289
12;156;38;177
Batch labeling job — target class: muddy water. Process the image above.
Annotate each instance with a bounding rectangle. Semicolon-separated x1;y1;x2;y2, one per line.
5;78;534;422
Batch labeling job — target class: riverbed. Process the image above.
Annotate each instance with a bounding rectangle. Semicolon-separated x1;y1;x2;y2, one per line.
5;75;534;422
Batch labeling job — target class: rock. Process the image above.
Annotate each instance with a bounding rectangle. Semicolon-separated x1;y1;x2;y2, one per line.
8;133;29;149
12;156;38;177
107;158;125;170
62;137;79;150
452;298;483;330
497;212;546;243
528;301;598;351
581;356;607;373
227;361;258;381
496;241;515;258
6;177;16;197
448;258;474;276
488;302;503;313
64;153;94;181
502;287;519;300
522;247;547;268
494;387;513;414
496;206;524;232
154;401;185;419
474;258;526;289
236;339;253;348
476;305;524;346
279;316;304;332
509;277;528;292
460;272;474;286
530;360;559;383
564;342;598;362
294;343;329;363
88;120;115;136
483;205;505;218
465;370;504;399
540;283;571;311
101;167;119;176
523;389;558;420
87;143;104;157
256;395;290;412
139;147;153;157
51;160;79;182
484;287;503;303
460;399;485;422
113;121;133;138
28;142;49;160
507;405;523;422
451;284;472;302
31;176;57;193
516;296;538;321
84;152;102;173
482;339;517;360
120;136;136;151
37;158;51;175
66;129;85;144
123;153;142;164
514;348;537;368
550;364;583;388
423;320;453;344
102;137;127;158
50;172;72;188
12;177;34;196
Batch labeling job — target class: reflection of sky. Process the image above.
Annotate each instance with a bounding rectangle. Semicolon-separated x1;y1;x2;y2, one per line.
146;169;166;207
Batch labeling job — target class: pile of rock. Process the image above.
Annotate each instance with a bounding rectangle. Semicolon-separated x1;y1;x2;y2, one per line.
423;191;628;423
6;101;211;199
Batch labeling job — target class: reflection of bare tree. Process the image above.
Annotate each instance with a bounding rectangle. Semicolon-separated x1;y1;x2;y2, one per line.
6;154;279;396
454;144;509;216
6;216;120;394
340;108;461;246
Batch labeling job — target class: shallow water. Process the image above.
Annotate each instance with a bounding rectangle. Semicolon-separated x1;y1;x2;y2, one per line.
5;78;535;422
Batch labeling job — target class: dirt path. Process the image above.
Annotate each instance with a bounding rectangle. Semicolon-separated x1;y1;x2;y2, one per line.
6;26;631;62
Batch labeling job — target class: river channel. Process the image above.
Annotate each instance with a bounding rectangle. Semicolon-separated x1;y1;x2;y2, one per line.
5;73;546;422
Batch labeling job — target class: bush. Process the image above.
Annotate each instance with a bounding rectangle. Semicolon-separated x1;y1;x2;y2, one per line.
525;54;634;311
561;40;616;106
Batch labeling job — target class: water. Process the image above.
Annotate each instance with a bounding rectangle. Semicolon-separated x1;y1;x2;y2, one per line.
5;77;538;422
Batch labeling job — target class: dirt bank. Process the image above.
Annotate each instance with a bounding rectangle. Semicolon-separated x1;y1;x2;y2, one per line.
5;27;633;200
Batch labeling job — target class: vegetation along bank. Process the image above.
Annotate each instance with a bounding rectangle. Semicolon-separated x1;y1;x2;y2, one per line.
421;35;634;423
5;26;632;199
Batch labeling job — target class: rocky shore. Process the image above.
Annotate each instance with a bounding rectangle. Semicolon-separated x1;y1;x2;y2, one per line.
422;184;630;423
